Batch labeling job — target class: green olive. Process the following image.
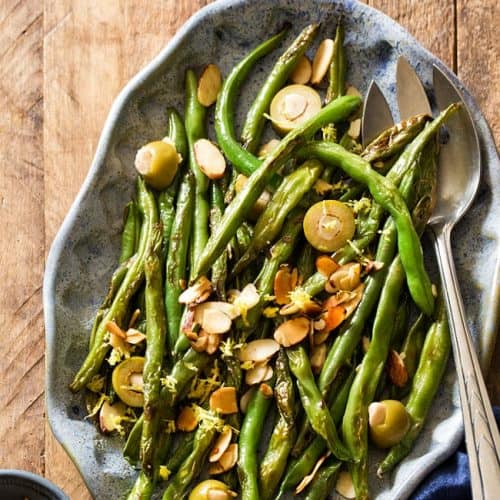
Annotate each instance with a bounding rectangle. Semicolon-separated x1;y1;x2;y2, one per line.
269;84;322;134
111;356;145;407
303;200;355;252
135;140;180;190
189;479;233;500
368;400;410;449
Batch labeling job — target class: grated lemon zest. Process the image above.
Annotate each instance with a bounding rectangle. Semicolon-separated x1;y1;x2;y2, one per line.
161;375;178;394
85;393;110;419
86;375;105;393
159;466;171;481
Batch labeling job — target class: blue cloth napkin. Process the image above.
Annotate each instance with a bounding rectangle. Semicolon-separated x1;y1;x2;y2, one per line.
412;406;500;499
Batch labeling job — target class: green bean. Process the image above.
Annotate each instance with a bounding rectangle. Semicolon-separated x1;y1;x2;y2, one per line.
235;222;255;289
377;294;451;476
259;350;296;499
127;472;153;500
70;178;158;392
300;141;434;315
165;431;195;473
141;239;167;478
325;23;346;104
280;368;354;496
120;201;139;263
297;243;315;284
287;346;352;461
185;69;209;279
342;257;406;499
165;171;194;350
304;459;342;500
161;422;217;499
215;31;287;176
241;24;319;153
362;114;430;163
238;381;275;500
166;106;188;163
196;95;361;279
210;180;228;300
399;313;428;388
233;160;323;275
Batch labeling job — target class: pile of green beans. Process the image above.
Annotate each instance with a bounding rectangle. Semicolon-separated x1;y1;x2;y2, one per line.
70;22;456;500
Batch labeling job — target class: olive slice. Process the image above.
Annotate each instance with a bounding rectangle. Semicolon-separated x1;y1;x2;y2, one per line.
303;200;355;252
111;356;145;407
135;140;181;190
368;400;411;448
269;84;322;134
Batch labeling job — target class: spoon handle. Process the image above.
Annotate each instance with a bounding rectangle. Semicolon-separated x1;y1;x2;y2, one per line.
431;224;500;499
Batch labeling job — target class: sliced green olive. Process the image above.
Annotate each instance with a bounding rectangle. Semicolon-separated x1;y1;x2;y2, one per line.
189;479;234;500
134;140;181;190
368;400;411;448
303;200;355;252
111;356;145;407
269;84;322;134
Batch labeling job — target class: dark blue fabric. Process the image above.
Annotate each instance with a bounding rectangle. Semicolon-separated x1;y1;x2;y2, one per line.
411;406;500;500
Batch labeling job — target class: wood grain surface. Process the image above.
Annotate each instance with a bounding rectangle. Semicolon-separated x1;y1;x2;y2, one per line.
0;1;497;498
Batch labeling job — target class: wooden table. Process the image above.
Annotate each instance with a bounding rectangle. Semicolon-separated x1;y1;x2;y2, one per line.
0;1;497;498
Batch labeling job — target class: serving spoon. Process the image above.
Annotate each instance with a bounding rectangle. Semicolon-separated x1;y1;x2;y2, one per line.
396;60;500;499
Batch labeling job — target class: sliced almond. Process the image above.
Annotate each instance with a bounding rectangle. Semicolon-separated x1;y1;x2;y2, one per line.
314;329;330;345
316;255;339;277
324;290;357;308
99;400;127;433
206;333;221;355
347;118;361;139
387;350;409;388
209;426;233;462
109;330;128;352
190;331;209;352
245;363;269;385
194;139;226;180
295;453;329;494
106;320;126;339
274;266;298;305
363;259;384;274
128;308;141;329
323;305;346;333
125;328;146;345
274;317;311;347
311;39;334;85
219;443;238;471
240;388;255;414
311;343;327;374
290;55;312;84
329;262;361;291
179;276;212;304
200;308;233;335
259;383;274;399
210;387;238;414
346;85;362;98
176;406;198;432
195;301;239;322
343;283;364;318
197;63;222;107
238;339;280;363
208;461;225;475
234;283;260;311
336;470;356;499
258;139;281;159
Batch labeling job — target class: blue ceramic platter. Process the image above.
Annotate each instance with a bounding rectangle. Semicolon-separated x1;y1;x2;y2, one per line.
43;0;500;498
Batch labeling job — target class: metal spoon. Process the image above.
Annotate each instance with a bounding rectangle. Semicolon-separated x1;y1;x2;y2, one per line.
402;63;500;499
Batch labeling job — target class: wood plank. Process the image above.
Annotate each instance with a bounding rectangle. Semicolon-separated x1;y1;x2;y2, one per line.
0;0;45;475
369;0;456;69
456;0;500;401
43;1;211;497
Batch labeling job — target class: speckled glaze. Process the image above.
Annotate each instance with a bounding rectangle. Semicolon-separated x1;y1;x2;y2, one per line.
43;0;500;498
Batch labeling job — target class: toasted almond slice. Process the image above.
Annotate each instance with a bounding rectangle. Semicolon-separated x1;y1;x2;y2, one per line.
290;55;312;84
281;92;308;120
191;331;209;352
218;443;238;472
194;139;226;180
210;387;238;414
106;320;126;339
314;330;330;345
258;139;281;159
344;283;365;318
313;318;326;331
302;300;322;315
279;302;300;316
323;290;356;308
311;39;334;85
240;387;255;414
99;400;127;433
387;350;409;388
109;330;128;351
200;308;233;335
205;333;221;355
125;328;146;345
295;453;329;494
336;470;356;499
236;283;260;310
274;317;311;347
128;308;141;329
263;365;273;381
274;266;293;305
238;339;280;363
347;118;361;139
179;276;212;304
363;259;384;274
245;363;269;385
208;461;225;475
316;255;339;277
176;406;198;431
323;305;346;332
209;426;233;462
324;280;336;294
329;262;361;291
259;383;274;398
197;63;222;107
311;343;327;374
346;85;362;98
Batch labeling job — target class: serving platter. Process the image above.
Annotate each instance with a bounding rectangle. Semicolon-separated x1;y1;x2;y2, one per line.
43;0;500;498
